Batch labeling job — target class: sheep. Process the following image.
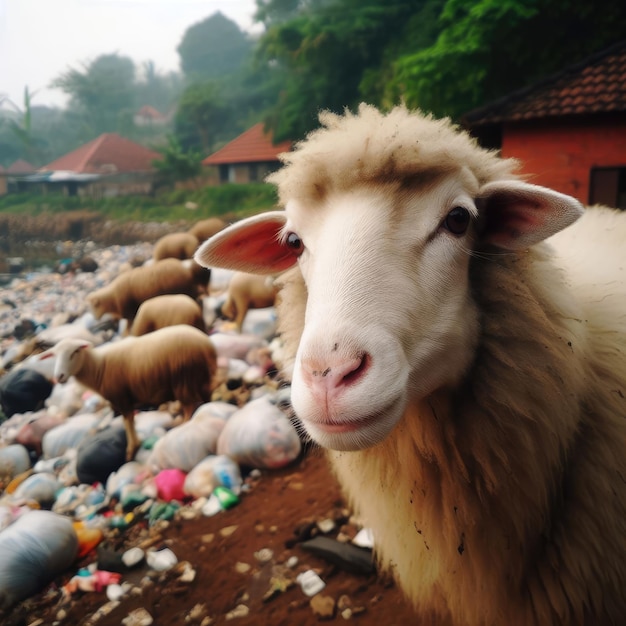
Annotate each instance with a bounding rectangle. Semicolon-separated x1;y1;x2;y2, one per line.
128;294;206;336
188;217;227;242
152;232;199;261
219;271;278;332
195;104;626;625
37;325;218;461
86;258;210;324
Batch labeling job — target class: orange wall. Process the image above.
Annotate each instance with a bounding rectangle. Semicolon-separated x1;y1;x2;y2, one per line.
501;116;626;204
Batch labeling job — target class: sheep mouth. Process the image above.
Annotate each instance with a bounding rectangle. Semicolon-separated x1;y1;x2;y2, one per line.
305;396;404;449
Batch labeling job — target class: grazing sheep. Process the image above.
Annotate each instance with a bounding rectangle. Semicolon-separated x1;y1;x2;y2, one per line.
188;217;227;242
87;258;210;324
195;104;626;625
38;325;218;460
219;271;278;332
129;294;206;336
153;232;199;261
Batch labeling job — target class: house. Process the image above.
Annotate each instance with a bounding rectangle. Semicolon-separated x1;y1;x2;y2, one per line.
202;123;292;185
134;105;169;127
463;40;626;209
0;159;36;195
28;133;162;197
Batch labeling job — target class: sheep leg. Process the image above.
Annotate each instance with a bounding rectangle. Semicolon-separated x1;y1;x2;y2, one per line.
122;412;140;461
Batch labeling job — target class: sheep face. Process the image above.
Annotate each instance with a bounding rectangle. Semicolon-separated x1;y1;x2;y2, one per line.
195;112;583;453
39;339;91;384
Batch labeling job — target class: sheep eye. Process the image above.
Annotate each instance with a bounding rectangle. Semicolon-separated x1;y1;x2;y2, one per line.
443;207;470;235
285;232;303;251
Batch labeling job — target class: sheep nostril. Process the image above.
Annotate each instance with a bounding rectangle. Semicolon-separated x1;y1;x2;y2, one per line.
340;353;370;387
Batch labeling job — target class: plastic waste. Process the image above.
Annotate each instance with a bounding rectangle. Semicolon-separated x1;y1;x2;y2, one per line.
41;413;100;459
146;547;178;571
73;521;104;558
105;461;148;499
0;368;53;418
147;411;228;473
0;444;31;480
183;454;242;498
296;570;326;597
217;395;301;468
0;510;78;610
76;425;127;485
13;472;60;508
154;468;187;501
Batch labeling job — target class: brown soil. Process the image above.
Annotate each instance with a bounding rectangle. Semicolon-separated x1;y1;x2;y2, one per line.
1;448;419;626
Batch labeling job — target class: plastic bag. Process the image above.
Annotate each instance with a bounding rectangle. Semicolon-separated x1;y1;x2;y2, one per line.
183;454;242;498
15;412;66;456
76;426;127;486
209;332;268;361
0;510;78;609
106;461;150;499
0;444;31;481
13;472;61;508
41;413;100;459
217;395;301;469
0;368;53;418
147;410;227;473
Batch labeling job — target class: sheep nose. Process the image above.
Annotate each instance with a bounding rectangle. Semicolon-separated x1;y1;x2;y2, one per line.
300;352;370;401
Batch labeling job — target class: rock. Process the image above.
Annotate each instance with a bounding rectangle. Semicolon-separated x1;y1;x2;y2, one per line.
310;594;336;619
122;608;154;626
219;524;238;538
225;604;249;620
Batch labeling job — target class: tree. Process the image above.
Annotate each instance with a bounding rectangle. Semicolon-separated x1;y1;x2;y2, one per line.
177;12;254;81
381;0;626;118
255;0;429;141
51;53;137;135
174;82;230;153
152;135;202;186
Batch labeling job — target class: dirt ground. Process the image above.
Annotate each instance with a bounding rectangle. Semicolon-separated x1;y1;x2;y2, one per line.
1;447;420;626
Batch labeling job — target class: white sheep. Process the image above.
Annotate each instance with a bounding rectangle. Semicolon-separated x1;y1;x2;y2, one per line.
152;232;199;261
219;271;278;332
87;258;210;324
195;104;626;625
128;294;206;336
188;217;227;242
38;325;218;461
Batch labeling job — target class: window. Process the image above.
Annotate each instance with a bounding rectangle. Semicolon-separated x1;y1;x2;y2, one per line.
589;167;626;210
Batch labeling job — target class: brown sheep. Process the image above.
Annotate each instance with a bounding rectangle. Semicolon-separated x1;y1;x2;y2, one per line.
188;217;227;242
195;104;626;625
220;271;278;332
38;325;218;460
86;258;210;324
153;232;199;261
129;294;206;336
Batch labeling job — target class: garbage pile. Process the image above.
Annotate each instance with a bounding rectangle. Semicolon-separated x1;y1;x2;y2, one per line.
0;240;307;614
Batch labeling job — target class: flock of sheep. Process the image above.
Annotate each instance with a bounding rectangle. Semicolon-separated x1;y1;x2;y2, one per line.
2;103;624;626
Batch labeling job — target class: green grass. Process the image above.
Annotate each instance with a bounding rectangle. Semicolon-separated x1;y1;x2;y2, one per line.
0;183;279;222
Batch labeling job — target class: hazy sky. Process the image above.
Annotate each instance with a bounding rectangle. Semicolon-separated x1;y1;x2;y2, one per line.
0;0;259;109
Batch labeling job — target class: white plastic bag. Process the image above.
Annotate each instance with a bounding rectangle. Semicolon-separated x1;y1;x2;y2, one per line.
217;395;301;469
183;454;242;498
147;411;227;473
0;510;78;609
41;413;100;459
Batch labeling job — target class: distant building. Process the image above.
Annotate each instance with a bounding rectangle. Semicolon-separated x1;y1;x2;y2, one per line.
202;123;291;185
134;105;169;127
463;40;626;209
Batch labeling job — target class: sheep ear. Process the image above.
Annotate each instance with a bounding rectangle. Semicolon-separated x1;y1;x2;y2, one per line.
195;211;297;274
478;181;584;250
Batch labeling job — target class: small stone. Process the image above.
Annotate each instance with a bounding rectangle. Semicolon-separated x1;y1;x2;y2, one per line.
106;584;125;602
254;523;265;534
254;548;274;563
219;525;239;538
27;621;44;626
225;604;249;620
201;533;215;543
310;594;336;619
56;609;67;621
122;608;154;626
122;547;145;568
178;562;197;583
285;555;298;568
316;518;335;534
146;547;178;571
185;604;207;622
288;481;304;491
178;507;199;520
341;608;353;620
200;618;213;626
269;525;278;534
235;562;251;574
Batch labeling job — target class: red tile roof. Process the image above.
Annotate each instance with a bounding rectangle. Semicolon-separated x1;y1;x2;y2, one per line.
42;133;161;174
6;159;36;174
202;123;291;166
136;105;166;120
464;40;626;126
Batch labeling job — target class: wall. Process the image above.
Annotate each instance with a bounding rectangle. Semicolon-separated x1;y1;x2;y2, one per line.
501;115;626;204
